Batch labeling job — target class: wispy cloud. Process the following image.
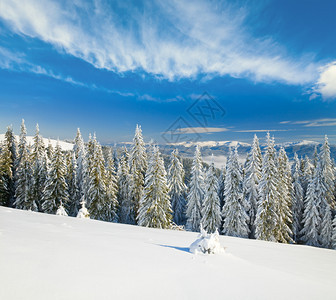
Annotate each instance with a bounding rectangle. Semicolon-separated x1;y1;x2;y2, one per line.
165;127;229;134
235;129;291;133
280;118;336;127
0;46;134;97
0;0;322;85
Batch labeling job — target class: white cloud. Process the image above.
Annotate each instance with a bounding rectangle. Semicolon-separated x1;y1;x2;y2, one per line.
280;118;336;127
0;0;321;85
235;129;290;133
314;62;336;99
165;127;229;134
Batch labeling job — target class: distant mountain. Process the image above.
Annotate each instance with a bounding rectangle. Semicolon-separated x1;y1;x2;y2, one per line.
113;140;336;168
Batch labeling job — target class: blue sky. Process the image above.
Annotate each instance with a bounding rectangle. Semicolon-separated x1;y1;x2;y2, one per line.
0;0;336;144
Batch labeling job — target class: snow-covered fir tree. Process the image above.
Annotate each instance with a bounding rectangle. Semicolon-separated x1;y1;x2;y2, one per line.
14;120;36;211
0;126;17;206
320;203;332;248
66;152;79;216
292;153;304;242
129;125;147;224
117;150;133;224
42;141;69;214
87;137;111;221
186;145;204;232
16;120;27;169
105;148;119;222
301;156;313;197
30;124;48;211
243;134;262;238
275;147;293;243
317;136;335;248
201;157;221;234
332;216;336;250
168;149;187;225
138;146;172;229
313;145;318;168
217;166;225;210
46;139;54;162
255;133;279;242
319;135;335;208
75;129;87;205
301;164;324;247
222;147;249;238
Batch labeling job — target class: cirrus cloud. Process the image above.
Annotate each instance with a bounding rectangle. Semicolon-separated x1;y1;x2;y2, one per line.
0;0;322;85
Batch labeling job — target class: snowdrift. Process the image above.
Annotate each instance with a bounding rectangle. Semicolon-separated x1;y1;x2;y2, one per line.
1;206;336;300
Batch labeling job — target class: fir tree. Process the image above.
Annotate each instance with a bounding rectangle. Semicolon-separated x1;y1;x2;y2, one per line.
66;152;79;216
201;157;221;233
42;141;69;214
243;134;262;238
117;150;132;224
168;149;187;225
292;153;304;242
138;146;172;229
105;148;119;222
14;121;36;211
255;133;279;242
87;137;110;221
217;166;225;210
0;126;17;206
301;156;313;197
186;146;204;232
301;164;324;247
319;135;335;208
275;147;293;243
16;119;27;168
75;129;87;205
129;125;147;224
46;139;54;162
31;124;48;211
320;203;332;248
313;145;318;168
332;215;336;250
222;147;249;238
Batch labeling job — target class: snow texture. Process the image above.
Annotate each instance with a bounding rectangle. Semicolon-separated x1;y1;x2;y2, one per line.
1;206;336;300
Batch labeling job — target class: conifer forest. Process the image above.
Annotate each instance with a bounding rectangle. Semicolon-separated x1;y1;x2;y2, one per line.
1;120;336;250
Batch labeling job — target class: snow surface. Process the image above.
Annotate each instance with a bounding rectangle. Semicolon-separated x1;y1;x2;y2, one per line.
1;206;336;300
0;134;74;151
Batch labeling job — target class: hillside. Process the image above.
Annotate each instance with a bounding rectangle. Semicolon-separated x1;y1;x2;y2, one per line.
1;206;335;300
0;134;74;151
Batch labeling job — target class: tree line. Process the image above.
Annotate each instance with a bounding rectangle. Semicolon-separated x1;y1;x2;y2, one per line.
1;120;335;249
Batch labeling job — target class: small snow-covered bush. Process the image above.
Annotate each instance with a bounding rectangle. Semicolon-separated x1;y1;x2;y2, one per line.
56;205;68;216
189;228;224;254
77;202;90;219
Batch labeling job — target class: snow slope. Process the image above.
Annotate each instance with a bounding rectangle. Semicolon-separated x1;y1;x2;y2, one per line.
1;206;336;300
0;134;74;151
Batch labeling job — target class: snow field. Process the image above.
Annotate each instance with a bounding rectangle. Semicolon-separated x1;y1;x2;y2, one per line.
1;206;336;300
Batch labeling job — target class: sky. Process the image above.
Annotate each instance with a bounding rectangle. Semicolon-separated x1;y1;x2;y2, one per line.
0;0;336;144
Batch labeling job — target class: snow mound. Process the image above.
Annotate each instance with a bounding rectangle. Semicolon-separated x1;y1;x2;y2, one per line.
189;229;224;254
